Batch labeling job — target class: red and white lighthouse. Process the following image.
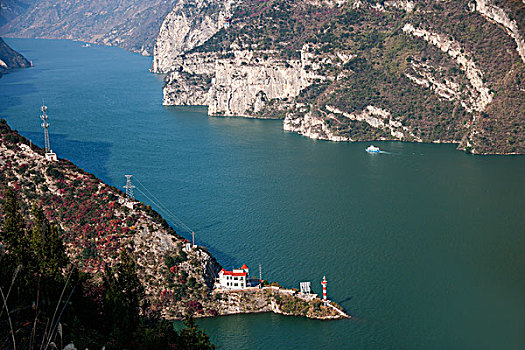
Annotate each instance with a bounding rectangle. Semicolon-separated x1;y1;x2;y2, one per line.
321;276;328;302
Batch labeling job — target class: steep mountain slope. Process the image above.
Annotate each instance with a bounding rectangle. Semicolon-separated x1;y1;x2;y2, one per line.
0;0;178;55
0;37;30;77
159;0;525;154
0;0;32;27
0;119;345;320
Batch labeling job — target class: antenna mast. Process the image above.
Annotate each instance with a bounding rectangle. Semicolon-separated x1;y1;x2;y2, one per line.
40;104;51;153
40;102;57;161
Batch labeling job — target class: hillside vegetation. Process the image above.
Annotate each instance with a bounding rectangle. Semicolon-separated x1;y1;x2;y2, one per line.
0;120;218;348
0;117;346;348
0;0;178;55
166;0;524;154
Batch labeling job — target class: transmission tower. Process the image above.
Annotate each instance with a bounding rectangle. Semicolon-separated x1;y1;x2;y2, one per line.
124;175;135;201
40;104;51;153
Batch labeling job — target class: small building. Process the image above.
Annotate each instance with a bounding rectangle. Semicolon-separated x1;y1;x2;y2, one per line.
216;264;249;290
224;17;231;29
45;152;57;161
299;281;311;294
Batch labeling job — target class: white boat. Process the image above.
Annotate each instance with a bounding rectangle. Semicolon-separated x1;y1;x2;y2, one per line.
366;145;380;153
82;43;91;47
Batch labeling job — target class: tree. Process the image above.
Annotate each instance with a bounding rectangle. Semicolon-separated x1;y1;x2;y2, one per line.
103;248;144;349
29;204;68;279
1;188;28;264
178;315;216;350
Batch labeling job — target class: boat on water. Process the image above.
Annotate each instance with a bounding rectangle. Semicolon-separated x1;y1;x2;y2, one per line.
366;145;380;153
82;43;91;48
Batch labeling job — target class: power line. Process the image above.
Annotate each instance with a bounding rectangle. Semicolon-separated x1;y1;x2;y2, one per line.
133;186;189;233
131;176;221;280
132;178;193;235
133;177;193;233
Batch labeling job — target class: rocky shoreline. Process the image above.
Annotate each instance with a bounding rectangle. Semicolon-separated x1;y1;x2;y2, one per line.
153;0;524;155
0;37;31;77
0;119;348;321
1;0;522;154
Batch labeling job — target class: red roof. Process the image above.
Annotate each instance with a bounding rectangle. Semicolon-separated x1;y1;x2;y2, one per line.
220;269;247;277
241;264;249;269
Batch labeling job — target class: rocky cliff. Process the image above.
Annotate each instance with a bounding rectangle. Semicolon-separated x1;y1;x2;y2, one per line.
0;0;178;55
152;0;240;73
0;37;30;77
158;0;524;154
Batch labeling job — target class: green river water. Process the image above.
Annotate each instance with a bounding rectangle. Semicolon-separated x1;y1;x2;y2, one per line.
1;38;524;349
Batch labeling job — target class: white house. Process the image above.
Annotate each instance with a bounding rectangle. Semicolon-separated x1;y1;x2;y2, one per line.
216;264;249;290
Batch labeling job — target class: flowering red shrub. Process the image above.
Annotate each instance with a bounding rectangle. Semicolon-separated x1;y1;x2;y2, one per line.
186;300;203;314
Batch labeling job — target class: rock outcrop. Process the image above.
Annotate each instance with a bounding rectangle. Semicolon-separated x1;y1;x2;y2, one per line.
152;0;239;73
0;37;30;77
402;24;493;113
284;104;419;142
473;0;525;63
157;0;524;154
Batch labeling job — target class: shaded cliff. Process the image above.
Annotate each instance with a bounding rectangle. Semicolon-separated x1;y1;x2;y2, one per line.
0;0;178;55
0;37;30;77
158;0;525;154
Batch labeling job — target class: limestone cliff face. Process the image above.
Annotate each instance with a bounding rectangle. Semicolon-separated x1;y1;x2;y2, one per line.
162;46;333;117
156;0;524;154
207;54;306;116
151;0;239;73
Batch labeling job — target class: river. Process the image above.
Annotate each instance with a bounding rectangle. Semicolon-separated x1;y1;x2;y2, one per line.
1;38;524;349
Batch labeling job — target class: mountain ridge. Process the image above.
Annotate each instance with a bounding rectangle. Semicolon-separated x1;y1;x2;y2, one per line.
1;0;523;154
157;0;525;154
0;0;179;55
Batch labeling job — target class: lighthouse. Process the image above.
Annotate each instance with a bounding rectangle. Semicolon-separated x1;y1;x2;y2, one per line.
321;276;328;303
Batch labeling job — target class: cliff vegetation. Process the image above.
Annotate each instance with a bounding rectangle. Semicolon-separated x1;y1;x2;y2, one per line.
0;118;347;347
159;0;524;154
